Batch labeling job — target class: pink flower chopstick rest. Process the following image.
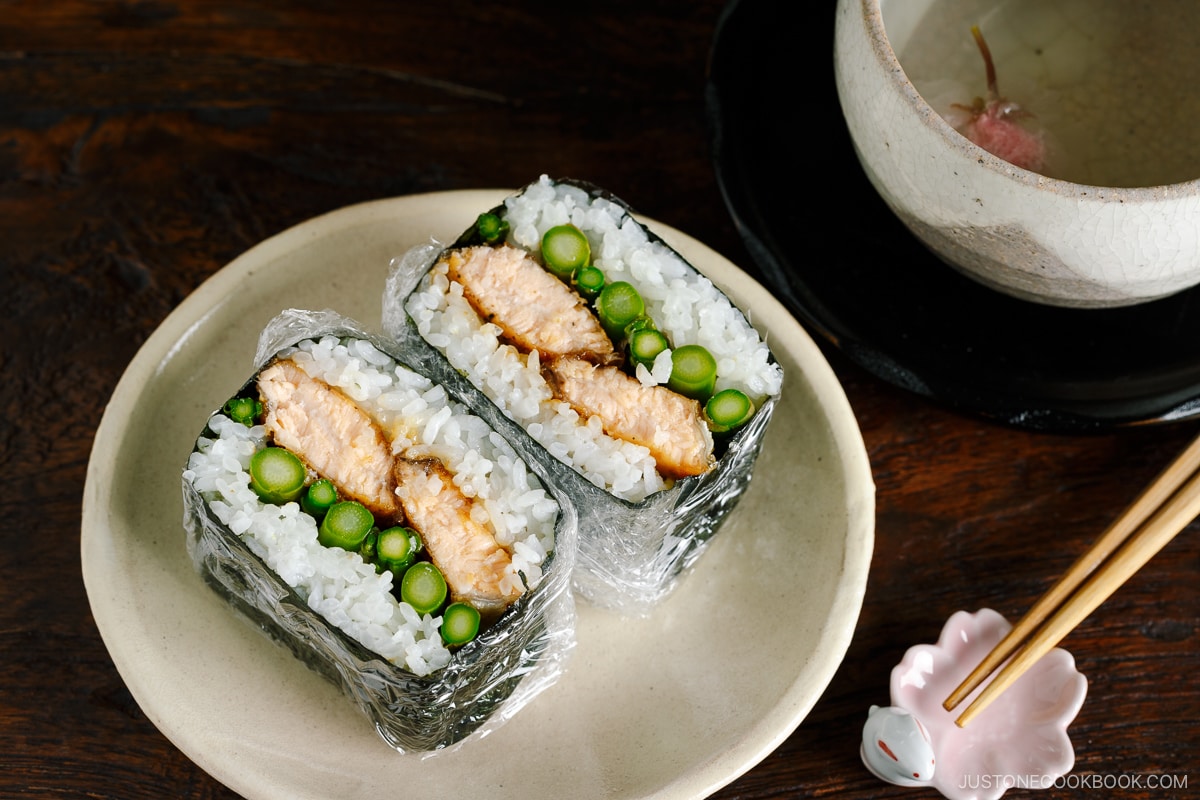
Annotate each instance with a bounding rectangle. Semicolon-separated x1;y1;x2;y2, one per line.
861;608;1087;800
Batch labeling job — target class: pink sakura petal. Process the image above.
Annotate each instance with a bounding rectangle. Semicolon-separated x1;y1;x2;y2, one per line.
964;114;1047;173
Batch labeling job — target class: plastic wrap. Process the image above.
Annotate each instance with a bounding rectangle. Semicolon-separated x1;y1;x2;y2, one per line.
382;178;781;614
181;309;577;753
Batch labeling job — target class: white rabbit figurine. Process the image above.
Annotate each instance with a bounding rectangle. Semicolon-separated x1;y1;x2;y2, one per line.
860;704;936;787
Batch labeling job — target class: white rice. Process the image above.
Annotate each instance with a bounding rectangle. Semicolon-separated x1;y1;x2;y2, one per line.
404;175;784;502
183;336;559;676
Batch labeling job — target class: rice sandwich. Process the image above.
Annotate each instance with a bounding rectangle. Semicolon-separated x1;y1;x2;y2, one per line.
182;311;576;752
385;176;782;612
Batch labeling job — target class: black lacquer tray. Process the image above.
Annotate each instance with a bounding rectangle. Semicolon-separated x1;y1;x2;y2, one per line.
706;0;1200;432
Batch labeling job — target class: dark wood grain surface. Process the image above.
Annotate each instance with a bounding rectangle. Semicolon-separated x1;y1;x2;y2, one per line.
2;2;1196;798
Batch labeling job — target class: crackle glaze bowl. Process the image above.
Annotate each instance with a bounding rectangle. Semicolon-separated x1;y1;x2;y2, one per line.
834;0;1200;308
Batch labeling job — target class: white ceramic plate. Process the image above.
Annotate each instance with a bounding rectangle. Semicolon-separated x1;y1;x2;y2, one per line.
82;190;875;799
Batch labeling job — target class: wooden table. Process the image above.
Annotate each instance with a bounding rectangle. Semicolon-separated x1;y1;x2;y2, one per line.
3;2;1195;798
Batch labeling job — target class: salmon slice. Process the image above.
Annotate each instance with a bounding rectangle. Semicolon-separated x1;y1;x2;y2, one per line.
545;358;714;479
394;457;521;615
258;358;399;519
442;244;618;363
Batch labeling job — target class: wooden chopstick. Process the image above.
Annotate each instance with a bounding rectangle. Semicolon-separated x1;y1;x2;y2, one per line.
943;430;1200;728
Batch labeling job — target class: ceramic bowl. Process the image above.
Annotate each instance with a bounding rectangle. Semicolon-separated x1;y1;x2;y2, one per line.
834;0;1200;308
82;190;875;799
